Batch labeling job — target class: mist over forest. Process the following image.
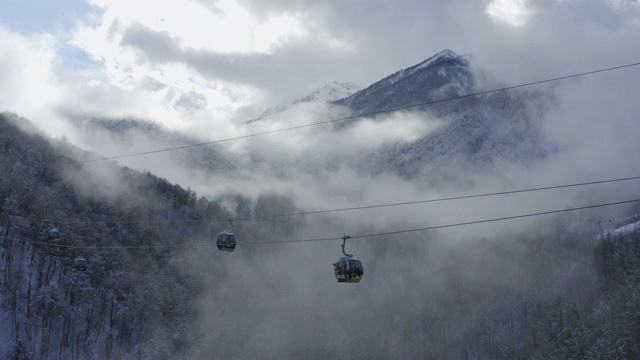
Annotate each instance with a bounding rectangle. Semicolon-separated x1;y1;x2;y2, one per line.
1;47;640;359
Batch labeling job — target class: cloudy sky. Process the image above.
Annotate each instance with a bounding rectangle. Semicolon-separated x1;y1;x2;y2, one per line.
4;2;640;356
1;0;639;140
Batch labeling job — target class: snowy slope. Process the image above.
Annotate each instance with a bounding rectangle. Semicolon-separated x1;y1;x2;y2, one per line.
327;49;555;183
332;49;474;117
614;221;640;234
249;81;359;122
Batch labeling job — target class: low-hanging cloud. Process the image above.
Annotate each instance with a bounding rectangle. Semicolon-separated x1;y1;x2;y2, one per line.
3;0;640;146
3;3;640;356
242;103;445;160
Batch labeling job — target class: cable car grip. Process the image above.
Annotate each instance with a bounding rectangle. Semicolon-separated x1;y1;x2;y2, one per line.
341;234;352;257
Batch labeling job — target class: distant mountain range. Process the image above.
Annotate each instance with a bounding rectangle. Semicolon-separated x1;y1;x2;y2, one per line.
251;49;473;122
70;49;557;186
247;49;556;184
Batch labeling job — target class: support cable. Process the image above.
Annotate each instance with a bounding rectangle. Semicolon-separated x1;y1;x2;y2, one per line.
60;61;640;166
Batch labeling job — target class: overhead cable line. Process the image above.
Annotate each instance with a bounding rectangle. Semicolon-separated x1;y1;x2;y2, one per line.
234;175;640;222
346;198;640;241
2;175;640;226
63;61;640;166
242;198;640;245
10;198;640;250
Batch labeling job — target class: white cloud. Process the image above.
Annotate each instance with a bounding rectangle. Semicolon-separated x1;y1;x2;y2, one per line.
243;104;444;161
0;26;75;137
87;0;309;54
0;27;56;106
61;0;339;135
486;0;531;27
2;0;640;172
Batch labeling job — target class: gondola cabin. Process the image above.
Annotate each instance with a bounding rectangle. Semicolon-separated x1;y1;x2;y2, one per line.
49;228;61;242
73;256;88;271
334;256;364;283
216;230;236;252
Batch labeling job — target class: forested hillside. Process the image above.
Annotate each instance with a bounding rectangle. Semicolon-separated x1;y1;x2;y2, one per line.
2;110;640;359
0;112;201;358
458;228;640;359
0;112;294;358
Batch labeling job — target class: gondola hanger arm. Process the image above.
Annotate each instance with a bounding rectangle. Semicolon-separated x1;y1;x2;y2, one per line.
341;234;352;257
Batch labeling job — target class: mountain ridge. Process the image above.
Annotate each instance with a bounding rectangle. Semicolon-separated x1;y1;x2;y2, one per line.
64;49;554;187
332;49;474;118
249;81;360;123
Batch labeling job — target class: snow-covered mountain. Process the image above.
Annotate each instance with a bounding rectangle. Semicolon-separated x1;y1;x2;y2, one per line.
315;49;552;182
243;49;554;184
333;49;474;117
75;49;555;187
293;81;360;104
249;81;359;122
252;49;473;124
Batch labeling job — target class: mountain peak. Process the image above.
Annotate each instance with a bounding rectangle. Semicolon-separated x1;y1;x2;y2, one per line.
383;49;468;87
415;49;464;68
293;81;360;104
332;49;474;116
249;81;360;122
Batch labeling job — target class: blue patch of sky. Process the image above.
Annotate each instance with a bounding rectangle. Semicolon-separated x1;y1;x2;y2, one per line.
0;0;103;71
0;0;94;34
55;41;102;71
